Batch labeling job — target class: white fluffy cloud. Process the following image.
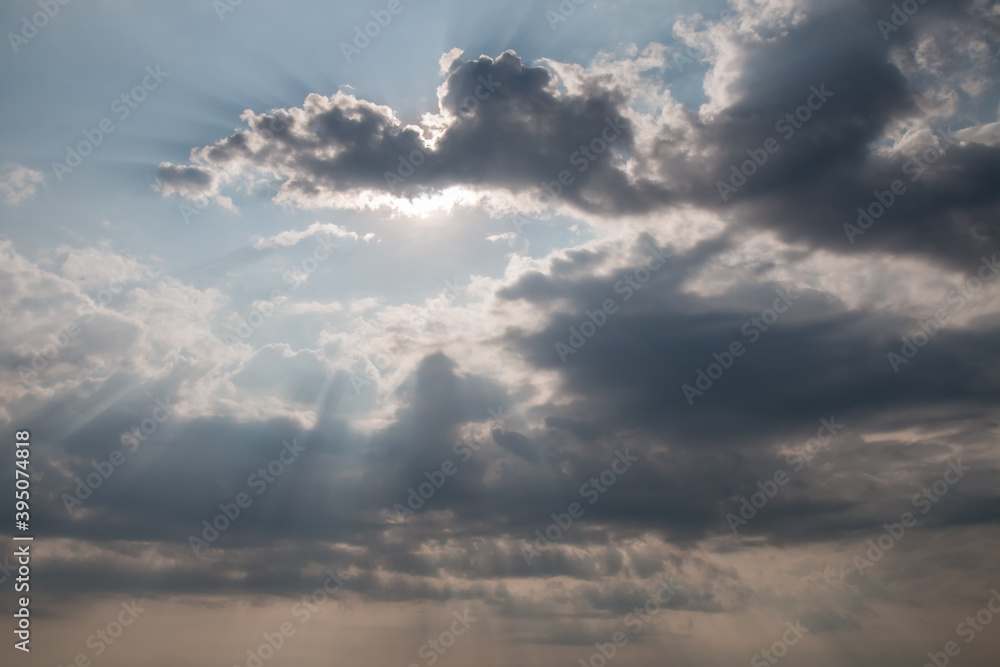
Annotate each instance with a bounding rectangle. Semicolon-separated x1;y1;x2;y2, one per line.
0;163;44;206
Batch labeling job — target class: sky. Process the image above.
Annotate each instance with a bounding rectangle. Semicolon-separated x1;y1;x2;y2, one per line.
2;0;1000;666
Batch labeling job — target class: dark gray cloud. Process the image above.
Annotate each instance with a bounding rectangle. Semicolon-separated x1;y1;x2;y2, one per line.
157;0;1000;271
9;232;999;615
157;49;645;213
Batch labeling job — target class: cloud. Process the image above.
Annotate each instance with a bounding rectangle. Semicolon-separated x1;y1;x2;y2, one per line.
0;164;44;205
157;0;1000;272
439;47;465;76
7;225;999;597
10;1;1000;661
155;49;642;216
252;222;365;249
154;162;218;198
